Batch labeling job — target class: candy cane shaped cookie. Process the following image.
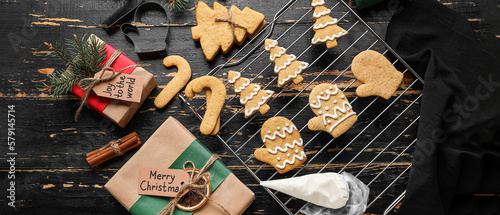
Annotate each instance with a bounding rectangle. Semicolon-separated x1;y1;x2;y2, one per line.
185;76;226;135
154;55;192;109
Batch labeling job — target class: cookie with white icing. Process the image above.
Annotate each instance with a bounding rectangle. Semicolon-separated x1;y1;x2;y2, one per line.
308;84;357;138
311;0;348;49
264;39;309;87
228;71;274;118
255;117;306;174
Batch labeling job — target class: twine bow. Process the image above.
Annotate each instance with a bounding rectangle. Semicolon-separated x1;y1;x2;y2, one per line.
74;50;148;122
158;154;230;215
215;9;247;40
99;138;124;156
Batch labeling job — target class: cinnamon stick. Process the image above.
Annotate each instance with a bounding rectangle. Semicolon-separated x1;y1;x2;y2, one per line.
86;132;141;167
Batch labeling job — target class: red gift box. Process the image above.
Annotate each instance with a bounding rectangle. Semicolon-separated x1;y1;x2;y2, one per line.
71;35;156;128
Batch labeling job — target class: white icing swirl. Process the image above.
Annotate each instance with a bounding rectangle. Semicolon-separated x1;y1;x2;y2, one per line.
235;78;250;93
263;122;297;143
265;40;278;51
313;8;331;18
321;101;353;125
270;47;286;61
311;0;325;7
278;61;309;86
274;54;296;74
267;138;304;154
313;19;339;30
310;84;339;109
228;71;241;83
245;90;274;117
240;85;260;104
276;151;306;169
311;29;348;44
327;112;356;133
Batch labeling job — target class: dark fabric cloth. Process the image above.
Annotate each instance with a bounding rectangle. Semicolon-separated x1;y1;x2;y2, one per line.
385;0;500;214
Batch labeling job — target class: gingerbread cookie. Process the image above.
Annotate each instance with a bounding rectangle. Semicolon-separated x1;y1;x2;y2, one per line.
154;55;191;109
191;1;265;61
227;71;274;118
255;117;306;174
308;84;357;138
352;50;403;99
264;39;309;87
185;76;226;135
311;0;348;48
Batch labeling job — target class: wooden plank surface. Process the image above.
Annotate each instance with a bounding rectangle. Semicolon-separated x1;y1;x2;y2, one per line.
0;0;498;214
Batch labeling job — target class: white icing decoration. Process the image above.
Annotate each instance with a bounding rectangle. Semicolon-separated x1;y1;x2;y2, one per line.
278;61;309;86
268;130;271;134
270;47;286;61
327;112;356;133
334;100;337;104
265;40;278;51
274;55;296;74
240;85;260;104
267;138;304;155
325;107;330;111
235;79;250;93
311;29;348;44
285;123;289;126
277;157;281;161
327;120;332;124
295;149;299;153
277;126;281;130
311;0;325;7
287;153;291;157
228;72;241;83
321;101;353;125
262;123;298;143
313;9;331;18
320;92;324;95
341;95;345;99
329;86;333;90
276;151;307;169
244;90;274;117
310;85;339;109
312;101;316;104
319;111;323;115
313;19;339;30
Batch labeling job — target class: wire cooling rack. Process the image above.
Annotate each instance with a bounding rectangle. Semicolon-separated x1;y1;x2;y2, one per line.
178;0;424;214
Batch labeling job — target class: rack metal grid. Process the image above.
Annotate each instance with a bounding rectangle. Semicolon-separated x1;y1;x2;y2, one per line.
178;0;424;214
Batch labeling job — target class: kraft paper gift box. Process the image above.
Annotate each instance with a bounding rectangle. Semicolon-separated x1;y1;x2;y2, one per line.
105;117;255;214
71;34;156;128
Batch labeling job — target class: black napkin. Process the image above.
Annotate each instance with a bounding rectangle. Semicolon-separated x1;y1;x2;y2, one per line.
385;0;500;214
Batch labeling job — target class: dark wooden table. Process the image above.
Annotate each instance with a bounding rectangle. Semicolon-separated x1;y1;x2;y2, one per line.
1;0;498;214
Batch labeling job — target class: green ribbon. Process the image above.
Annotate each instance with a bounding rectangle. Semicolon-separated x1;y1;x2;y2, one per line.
129;139;232;215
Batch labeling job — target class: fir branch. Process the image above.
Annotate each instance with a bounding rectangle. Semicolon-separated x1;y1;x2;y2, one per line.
40;34;107;97
165;0;189;11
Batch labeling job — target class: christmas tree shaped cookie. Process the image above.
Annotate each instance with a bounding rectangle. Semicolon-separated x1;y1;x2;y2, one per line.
191;1;265;61
311;0;348;49
264;39;309;87
255;117;306;174
228;71;274;118
308;84;357;138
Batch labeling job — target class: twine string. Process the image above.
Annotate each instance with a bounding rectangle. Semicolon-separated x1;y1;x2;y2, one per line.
74;50;148;122
99;139;124;156
157;155;230;215
215;9;247;40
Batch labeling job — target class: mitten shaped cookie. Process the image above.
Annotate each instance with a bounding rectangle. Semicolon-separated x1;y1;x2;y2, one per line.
352;50;403;99
308;84;357;138
264;39;309;87
255;117;306;174
227;71;274;118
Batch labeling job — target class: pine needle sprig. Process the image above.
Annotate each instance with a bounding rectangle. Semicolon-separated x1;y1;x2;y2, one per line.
39;34;107;97
165;0;189;11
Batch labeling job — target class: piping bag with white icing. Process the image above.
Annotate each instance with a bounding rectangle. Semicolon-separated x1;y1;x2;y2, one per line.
260;172;350;209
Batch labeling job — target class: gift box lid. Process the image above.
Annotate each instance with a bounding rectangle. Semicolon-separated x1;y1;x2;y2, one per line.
105;117;255;215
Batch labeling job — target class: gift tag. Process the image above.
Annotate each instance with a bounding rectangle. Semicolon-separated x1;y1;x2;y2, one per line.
138;167;190;197
92;71;143;103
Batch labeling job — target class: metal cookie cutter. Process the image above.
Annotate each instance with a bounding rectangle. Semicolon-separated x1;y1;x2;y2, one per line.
101;0;144;29
120;2;169;59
